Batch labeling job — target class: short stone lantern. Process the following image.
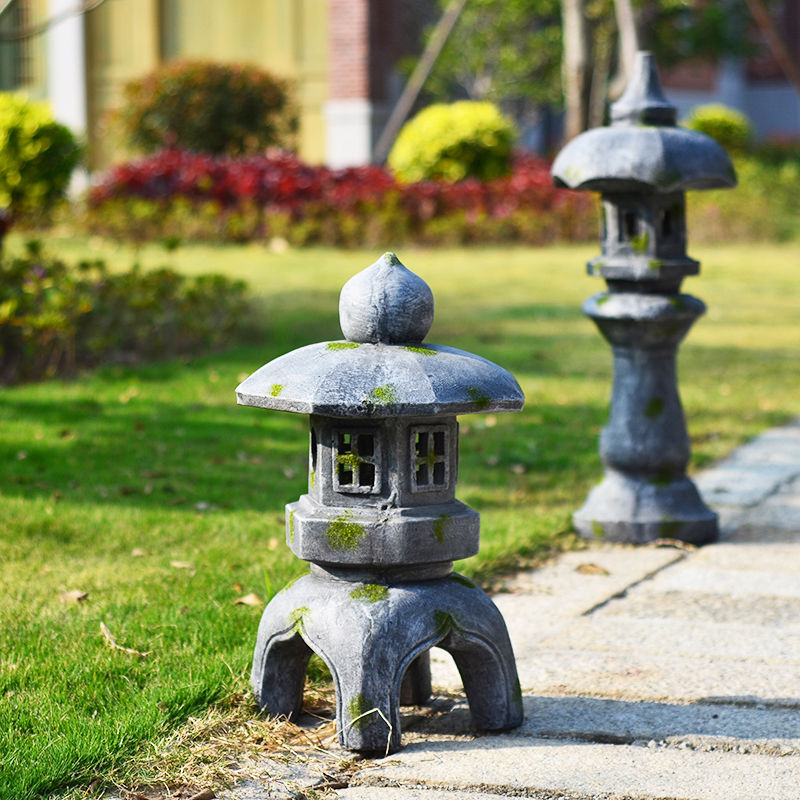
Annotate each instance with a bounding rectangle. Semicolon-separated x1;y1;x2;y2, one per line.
551;51;737;545
236;252;524;754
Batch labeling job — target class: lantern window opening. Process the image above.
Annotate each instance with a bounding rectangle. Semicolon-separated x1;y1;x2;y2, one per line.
412;426;450;492
333;429;381;494
310;425;318;472
620;209;638;241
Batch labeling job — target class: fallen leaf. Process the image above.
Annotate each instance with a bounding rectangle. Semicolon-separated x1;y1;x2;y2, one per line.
234;593;264;607
509;463;527;474
99;621;150;658
575;563;610;576
16;450;27;460
283;466;296;479
485;415;497;428
188;790;216;800
267;537;279;550
60;590;88;603
170;560;193;569
131;548;147;557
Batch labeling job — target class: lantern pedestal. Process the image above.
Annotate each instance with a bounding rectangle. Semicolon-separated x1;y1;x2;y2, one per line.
251;571;522;754
573;291;718;545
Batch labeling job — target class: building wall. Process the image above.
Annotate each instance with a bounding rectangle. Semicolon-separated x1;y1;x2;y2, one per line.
84;0;328;169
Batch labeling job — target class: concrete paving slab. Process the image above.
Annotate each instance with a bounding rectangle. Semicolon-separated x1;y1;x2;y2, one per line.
689;541;800;571
354;737;800;800
598;589;800;625
695;463;799;507
338;790;506;800
540;616;800;663
512;647;800;704
635;565;800;597
415;695;800;753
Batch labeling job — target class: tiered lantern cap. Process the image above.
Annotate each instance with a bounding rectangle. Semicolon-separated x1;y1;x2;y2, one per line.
551;52;737;193
236;252;524;417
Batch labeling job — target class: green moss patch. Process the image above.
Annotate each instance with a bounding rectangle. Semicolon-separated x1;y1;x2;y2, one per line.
631;232;649;254
348;693;372;729
325;512;366;552
644;396;664;419
591;520;605;539
327;341;360;351
289;606;310;636
467;386;490;410
350;584;388;603
449;573;477;589
269;383;284;397
403;345;437;356
336;452;364;471
288;509;295;542
366;384;399;405
433;514;451;543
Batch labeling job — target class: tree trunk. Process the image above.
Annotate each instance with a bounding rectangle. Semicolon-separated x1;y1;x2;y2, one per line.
609;0;639;99
562;0;589;139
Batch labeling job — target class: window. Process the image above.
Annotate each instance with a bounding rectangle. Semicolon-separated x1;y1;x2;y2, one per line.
411;426;449;492
332;429;380;494
619;209;638;241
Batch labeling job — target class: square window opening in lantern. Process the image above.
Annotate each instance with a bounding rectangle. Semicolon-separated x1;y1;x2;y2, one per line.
412;426;450;492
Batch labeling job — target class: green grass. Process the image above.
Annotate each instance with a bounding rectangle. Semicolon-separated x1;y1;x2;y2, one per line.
2;235;800;798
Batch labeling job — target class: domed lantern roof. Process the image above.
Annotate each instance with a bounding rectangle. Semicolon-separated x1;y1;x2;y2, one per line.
551;52;737;194
236;252;524;417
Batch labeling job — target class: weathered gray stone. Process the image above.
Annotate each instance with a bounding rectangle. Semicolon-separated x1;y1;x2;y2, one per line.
237;253;524;753
551;52;736;545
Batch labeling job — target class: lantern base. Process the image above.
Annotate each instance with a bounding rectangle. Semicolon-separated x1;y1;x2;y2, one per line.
573;468;718;545
251;571;523;754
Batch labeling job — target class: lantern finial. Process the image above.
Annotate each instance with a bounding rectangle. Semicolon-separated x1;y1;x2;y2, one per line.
611;51;676;127
339;252;434;344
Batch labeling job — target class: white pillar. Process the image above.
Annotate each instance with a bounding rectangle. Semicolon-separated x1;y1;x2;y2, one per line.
47;0;87;188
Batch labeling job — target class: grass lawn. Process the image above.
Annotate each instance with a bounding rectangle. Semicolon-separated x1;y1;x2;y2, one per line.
2;235;799;798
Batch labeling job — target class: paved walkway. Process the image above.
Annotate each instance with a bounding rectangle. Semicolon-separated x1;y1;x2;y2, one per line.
227;419;800;800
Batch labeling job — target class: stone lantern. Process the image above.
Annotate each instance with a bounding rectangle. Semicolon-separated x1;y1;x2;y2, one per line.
236;252;524;754
551;52;737;545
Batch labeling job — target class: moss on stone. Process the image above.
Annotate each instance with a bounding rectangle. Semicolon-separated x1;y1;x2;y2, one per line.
644;396;664;419
467;386;490;410
382;252;401;266
591;520;605;538
650;470;673;487
513;677;523;703
434;609;457;634
269;383;284;397
596;294;611;306
366;383;399;405
668;296;685;310
403;345;437;356
659;518;682;538
310;470;316;489
327;341;360;351
350;584;388;603
631;231;649;254
348;693;372;729
648;259;662;270
288;509;295;542
289;606;310;636
433;514;451;543
449;573;477;589
326;511;365;551
336;452;364;471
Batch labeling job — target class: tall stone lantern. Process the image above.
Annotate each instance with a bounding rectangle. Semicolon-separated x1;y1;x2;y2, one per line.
551;52;737;545
236;252;524;754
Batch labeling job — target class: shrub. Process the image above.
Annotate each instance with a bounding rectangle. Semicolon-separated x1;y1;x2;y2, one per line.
0;240;253;384
83;150;596;247
388;101;517;183
115;60;296;156
683;104;752;152
0;93;82;221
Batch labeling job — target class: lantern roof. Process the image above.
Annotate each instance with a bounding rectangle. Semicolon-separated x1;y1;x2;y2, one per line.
551;51;737;193
235;253;524;418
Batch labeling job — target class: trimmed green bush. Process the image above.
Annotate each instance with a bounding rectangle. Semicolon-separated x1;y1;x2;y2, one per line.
683;104;752;152
388;101;517;183
115;60;297;156
0;240;253;384
0;93;81;220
